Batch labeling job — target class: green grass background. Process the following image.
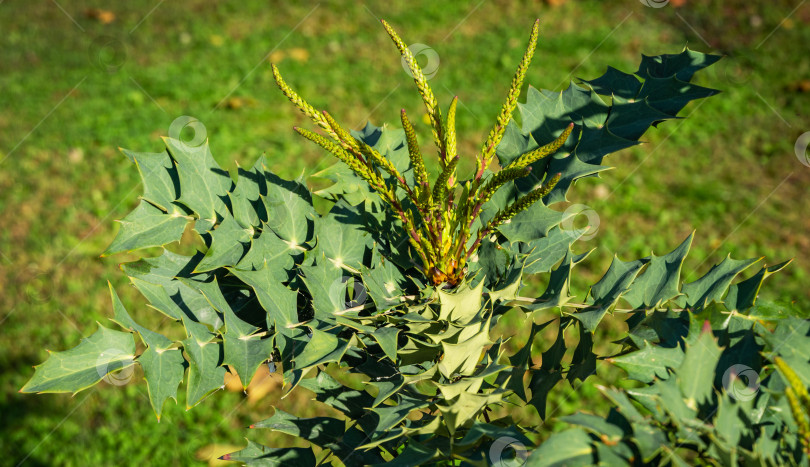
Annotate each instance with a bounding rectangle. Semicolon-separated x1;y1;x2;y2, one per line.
2;0;809;465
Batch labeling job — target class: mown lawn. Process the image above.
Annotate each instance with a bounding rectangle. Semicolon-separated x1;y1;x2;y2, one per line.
2;1;809;465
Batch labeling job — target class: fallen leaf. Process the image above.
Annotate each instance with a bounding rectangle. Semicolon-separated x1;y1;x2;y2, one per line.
223;363;280;403
268;50;285;63
246;364;281;404
288;48;310;63
224;367;242;392
85;8;115;24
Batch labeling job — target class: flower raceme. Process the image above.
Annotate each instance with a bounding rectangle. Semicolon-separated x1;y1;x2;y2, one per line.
272;19;574;286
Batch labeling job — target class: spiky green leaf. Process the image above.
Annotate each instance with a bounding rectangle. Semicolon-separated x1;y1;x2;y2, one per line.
21;325;136;393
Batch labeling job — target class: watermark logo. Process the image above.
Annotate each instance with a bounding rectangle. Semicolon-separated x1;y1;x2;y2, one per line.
24;266;54;305
402;43;440;80
96;348;135;386
717;56;753;86
560;203;600;241
794;131;810;168
89;36;127;73
640;0;669;7
722;364;760;401
169;116;207;149
490;436;528;467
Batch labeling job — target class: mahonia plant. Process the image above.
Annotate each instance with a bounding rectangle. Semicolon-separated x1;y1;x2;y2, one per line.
22;19;810;467
273;19;572;287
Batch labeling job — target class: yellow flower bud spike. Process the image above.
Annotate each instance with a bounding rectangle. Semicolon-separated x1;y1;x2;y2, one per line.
380;19;445;163
477;19;541;179
275;19;557;287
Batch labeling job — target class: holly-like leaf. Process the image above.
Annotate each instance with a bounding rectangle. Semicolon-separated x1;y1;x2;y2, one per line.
311;162;377;207
251;409;347;451
369;372;405;407
525;249;590;311
123;250;224;329
637;75;719;117
636;48;722;82
104;201;187;256
568;324;597;383
163;137;231;222
235;225;296;276
576;256;648;332
677;255;762;308
371;327;400;362
121;148;182;214
230;264;299;332
361;394;429;438
195;214;252;272
293;329;349;371
109;282;173;350
313;200;371;271
520;226;584;275
21;325;136;393
525;428;593;466
610;340;684;384
622;233;693;310
560;413;626;445
759;318;810;384
497;49;720;207
439;391;501;434
529;319;569;418
182;319;225;409
298;371;376;419
129;277;183;321
222;330;273;389
438;320;492;378
263;172;315;246
300;257;350;317
502;321;552;402
437;277;484;324
361;260;409;311
582;66;641;99
370;441;437;467
229;156;267;229
137;346;186;419
677;323;721;410
223;440;316;466
496;199;564;244
474;237;514;287
607;97;675;141
541;152;610;204
108;284;184;418
725;260;791;311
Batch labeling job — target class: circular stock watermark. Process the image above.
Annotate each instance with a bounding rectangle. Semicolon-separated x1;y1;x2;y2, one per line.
88;36;127;73
639;0;669;7
704;55;754;87
96;348;135;386
24;266;54;305
328;274;369;311
490;436;528;467
639;0;669;8
169;116;207;148
560;204;600;241
794;131;810;168
722;364;760;401
717;57;753;86
402;43;440;80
